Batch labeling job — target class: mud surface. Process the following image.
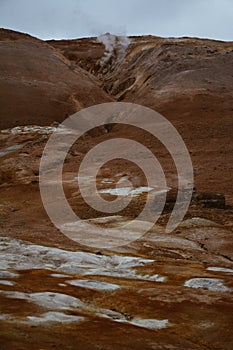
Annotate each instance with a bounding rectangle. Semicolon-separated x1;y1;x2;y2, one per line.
0;30;233;349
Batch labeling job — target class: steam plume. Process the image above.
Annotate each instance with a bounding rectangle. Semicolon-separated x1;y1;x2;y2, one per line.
97;33;130;65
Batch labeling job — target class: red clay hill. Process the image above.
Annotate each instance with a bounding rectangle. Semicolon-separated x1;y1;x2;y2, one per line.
0;29;112;129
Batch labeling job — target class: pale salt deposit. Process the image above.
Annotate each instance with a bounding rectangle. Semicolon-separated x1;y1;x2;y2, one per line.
184;278;231;292
0;125;72;135
0;312;85;324
130;318;169;329
27;312;85;324
67;279;120;291
0;280;15;286
0;237;165;282
98;186;154;196
207;267;233;273
0;291;85;310
0;270;19;278
50;273;71;278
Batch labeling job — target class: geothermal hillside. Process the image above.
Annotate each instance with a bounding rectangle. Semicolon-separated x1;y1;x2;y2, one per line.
0;29;233;350
0;29;112;129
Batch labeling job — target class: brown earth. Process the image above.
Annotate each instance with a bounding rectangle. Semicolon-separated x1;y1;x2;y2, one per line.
49;34;233;201
0;29;112;129
0;30;233;350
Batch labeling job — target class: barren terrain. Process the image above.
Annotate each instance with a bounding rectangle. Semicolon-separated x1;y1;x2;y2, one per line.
0;29;233;349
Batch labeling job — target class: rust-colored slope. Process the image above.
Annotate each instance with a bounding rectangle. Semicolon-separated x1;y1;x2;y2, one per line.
0;29;112;129
0;32;233;350
49;35;233;201
48;35;233;103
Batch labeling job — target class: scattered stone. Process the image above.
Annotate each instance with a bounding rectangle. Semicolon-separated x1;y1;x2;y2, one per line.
192;192;225;209
154;190;226;212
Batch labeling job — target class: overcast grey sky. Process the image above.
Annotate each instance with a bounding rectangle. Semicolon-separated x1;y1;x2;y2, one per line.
0;0;232;41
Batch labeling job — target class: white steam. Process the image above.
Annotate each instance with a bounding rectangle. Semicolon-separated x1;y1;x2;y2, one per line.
97;33;130;64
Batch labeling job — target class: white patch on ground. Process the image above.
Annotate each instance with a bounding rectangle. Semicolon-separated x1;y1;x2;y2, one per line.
0;291;84;310
0;125;72;135
27;312;85;324
0;289;124;324
98;309;169;329
0;314;11;321
130;318;169;329
0;237;165;282
0;280;15;286
184;278;231;292
0;312;85;324
101;178;114;184
207;267;233;273
58;283;67;287
29;292;84;310
50;273;70;278
98;186;154;196
0;289;171;329
117;176;129;184
0;291;27;300
67;279;120;291
0;270;19;278
97;308;127;322
141;274;165;282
